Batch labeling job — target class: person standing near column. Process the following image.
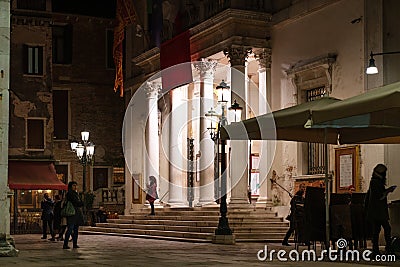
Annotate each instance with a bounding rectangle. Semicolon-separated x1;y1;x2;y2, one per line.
365;164;397;255
146;176;158;215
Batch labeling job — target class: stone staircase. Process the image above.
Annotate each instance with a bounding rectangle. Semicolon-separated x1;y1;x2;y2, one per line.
81;205;289;243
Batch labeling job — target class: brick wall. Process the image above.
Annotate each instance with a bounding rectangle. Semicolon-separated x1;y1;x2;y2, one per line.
10;6;125;192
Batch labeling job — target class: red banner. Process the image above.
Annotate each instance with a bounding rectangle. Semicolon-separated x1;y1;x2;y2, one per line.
160;30;192;92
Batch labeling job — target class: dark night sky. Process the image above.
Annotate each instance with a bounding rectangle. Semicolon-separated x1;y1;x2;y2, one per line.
52;0;116;18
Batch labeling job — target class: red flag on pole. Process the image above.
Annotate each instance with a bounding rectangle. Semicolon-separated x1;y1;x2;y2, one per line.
113;0;135;97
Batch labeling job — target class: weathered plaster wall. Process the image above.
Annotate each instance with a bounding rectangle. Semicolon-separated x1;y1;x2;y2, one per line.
269;0;365;203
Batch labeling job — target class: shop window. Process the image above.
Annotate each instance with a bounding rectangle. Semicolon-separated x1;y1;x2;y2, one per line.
18;190;33;207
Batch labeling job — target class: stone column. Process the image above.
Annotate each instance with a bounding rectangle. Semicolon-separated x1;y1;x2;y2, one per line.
0;0;18;256
255;49;272;203
256;49;271;115
224;46;252;207
194;60;217;205
145;82;160;196
168;86;188;205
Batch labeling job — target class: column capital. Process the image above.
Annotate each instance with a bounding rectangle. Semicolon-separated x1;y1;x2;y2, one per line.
193;59;217;80
255;48;272;71
145;81;161;99
223;46;252;67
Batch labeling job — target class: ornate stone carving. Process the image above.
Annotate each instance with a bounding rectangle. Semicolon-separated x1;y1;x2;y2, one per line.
145;81;161;99
193;59;217;80
223;46;252;66
255;48;272;71
286;54;337;100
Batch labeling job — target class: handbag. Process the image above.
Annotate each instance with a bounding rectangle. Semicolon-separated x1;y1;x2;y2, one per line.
61;200;76;217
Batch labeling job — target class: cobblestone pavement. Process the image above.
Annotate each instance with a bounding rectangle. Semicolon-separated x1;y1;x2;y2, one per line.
0;234;399;267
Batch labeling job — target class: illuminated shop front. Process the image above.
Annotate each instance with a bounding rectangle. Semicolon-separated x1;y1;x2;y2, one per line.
8;160;67;234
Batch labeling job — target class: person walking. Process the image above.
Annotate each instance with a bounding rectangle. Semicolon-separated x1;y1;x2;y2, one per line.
282;187;305;246
41;193;55;241
365;164;397;255
146;176;158;215
53;194;67;241
63;181;84;249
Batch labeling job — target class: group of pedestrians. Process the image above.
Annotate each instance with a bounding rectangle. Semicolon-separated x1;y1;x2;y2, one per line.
281;163;397;256
40;181;84;249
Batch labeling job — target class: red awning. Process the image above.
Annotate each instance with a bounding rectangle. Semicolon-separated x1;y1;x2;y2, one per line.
8;161;68;190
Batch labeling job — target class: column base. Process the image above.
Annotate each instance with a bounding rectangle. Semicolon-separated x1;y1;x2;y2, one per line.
212;234;236;245
196;199;215;207
166;203;187;208
166;199;186;207
0;234;18;257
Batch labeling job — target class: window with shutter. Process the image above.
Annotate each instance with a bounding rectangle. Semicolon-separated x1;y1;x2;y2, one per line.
24;45;44;75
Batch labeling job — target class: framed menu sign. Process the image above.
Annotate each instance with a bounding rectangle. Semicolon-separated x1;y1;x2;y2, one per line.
334;146;359;193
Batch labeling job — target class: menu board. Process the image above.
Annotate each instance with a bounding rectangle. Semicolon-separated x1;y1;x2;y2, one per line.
339;154;353;187
335;146;359;193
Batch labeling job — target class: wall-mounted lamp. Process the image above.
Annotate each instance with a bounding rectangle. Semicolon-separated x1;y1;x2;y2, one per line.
366;51;400;74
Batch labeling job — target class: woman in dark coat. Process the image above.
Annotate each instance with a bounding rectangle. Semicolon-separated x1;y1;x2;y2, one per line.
63;181;84;249
282;189;305;246
365;164;396;254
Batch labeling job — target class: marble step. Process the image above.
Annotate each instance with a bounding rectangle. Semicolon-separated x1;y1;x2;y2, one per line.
80;226;286;242
129;210;276;216
81;226;288;243
138;206;274;213
82;205;289;243
81;230;212;243
106;219;218;227
94;223;216;233
103;220;289;230
81;226;214;240
92;223;288;234
118;212;283;221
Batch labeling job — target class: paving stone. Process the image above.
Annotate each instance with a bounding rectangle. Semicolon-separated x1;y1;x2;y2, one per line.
0;234;398;266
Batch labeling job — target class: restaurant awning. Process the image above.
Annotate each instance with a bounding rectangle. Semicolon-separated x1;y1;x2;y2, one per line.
8;161;68;190
310;81;400;144
221;96;342;143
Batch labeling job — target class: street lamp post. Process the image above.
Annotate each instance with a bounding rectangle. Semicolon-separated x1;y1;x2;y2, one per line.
206;80;243;239
70;131;95;216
